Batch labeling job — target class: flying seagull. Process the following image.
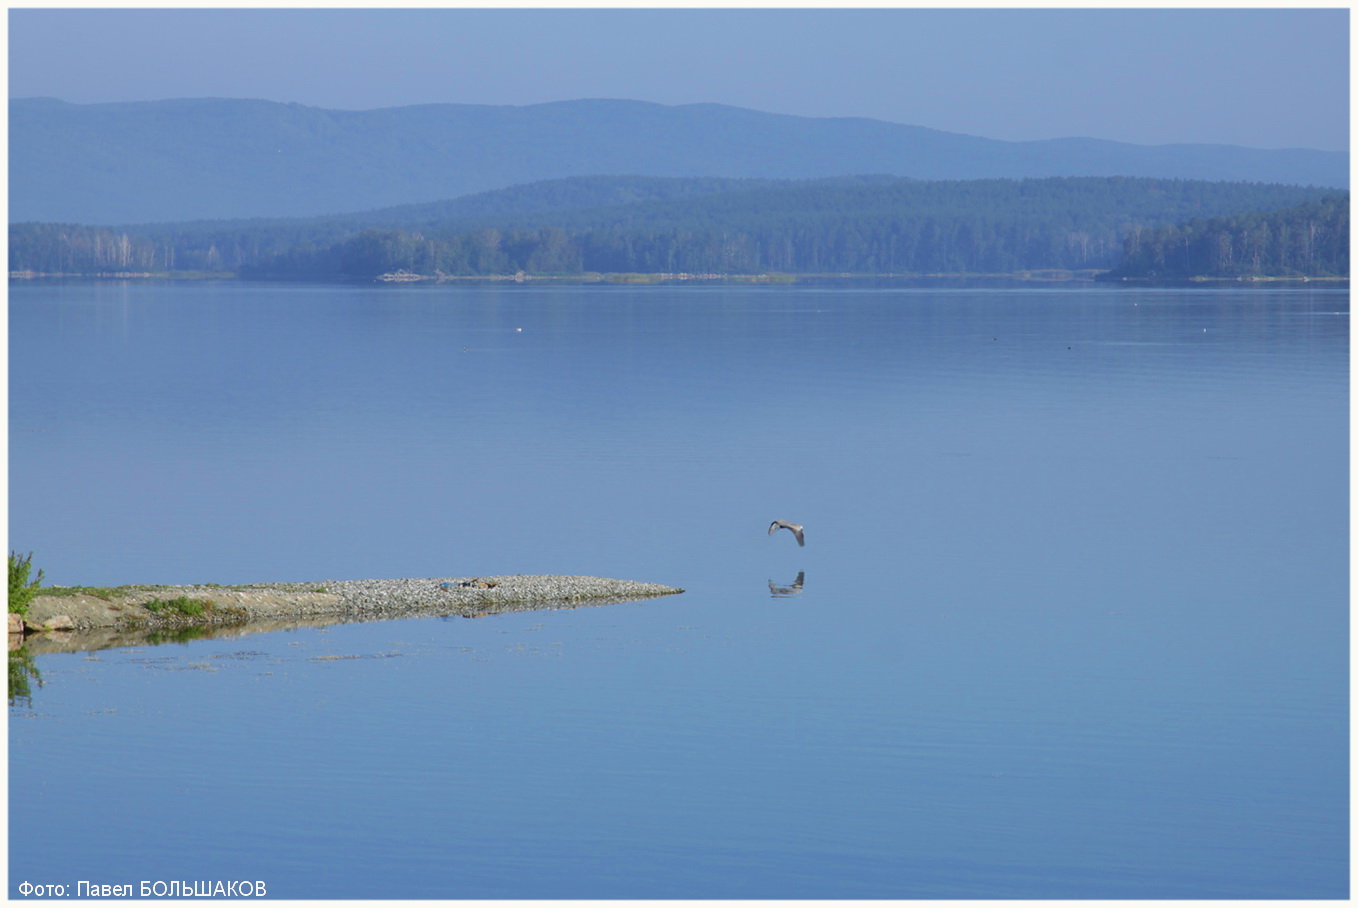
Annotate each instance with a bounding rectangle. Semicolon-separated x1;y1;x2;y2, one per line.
768;519;805;547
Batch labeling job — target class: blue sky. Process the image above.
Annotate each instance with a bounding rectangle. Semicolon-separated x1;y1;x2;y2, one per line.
7;7;1350;151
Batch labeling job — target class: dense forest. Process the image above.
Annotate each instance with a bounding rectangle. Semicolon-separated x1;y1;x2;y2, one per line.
1101;195;1348;279
8;175;1347;280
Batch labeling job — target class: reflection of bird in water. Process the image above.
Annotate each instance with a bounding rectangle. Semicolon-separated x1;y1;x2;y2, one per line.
769;571;805;598
768;519;805;546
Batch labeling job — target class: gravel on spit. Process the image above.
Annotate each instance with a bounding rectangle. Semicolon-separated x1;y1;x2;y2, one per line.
22;575;686;635
321;575;684;611
17;576;685;654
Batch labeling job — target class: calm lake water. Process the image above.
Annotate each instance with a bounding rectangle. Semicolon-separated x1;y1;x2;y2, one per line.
8;279;1349;898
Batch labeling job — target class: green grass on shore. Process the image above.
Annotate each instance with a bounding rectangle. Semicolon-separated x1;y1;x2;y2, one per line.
39;584;176;599
143;596;212;618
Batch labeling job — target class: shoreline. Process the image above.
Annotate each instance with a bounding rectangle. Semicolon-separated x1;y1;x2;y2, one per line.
8;269;1109;284
10;269;1346;286
11;575;685;651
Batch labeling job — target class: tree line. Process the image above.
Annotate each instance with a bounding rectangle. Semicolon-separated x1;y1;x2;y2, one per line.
8;176;1346;279
1102;195;1348;279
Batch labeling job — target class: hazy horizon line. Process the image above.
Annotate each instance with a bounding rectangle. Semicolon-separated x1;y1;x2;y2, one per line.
11;94;1350;155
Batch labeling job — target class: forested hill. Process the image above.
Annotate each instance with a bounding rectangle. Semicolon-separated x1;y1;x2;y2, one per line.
1103;195;1348;280
10;97;1349;224
8;175;1342;280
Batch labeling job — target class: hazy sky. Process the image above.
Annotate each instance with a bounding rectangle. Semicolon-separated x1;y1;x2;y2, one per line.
7;7;1350;151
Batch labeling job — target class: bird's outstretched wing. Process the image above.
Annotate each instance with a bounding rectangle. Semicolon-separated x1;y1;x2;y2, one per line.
769;520;806;546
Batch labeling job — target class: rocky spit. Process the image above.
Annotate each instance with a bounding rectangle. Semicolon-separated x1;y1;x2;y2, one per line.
12;575;684;653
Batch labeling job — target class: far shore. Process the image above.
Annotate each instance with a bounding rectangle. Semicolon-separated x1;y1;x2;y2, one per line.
10;268;1346;285
10;575;685;654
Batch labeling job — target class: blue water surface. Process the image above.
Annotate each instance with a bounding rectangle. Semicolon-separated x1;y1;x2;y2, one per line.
8;280;1349;898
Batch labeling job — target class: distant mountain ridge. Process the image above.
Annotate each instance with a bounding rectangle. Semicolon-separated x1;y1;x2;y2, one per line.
9;97;1349;224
